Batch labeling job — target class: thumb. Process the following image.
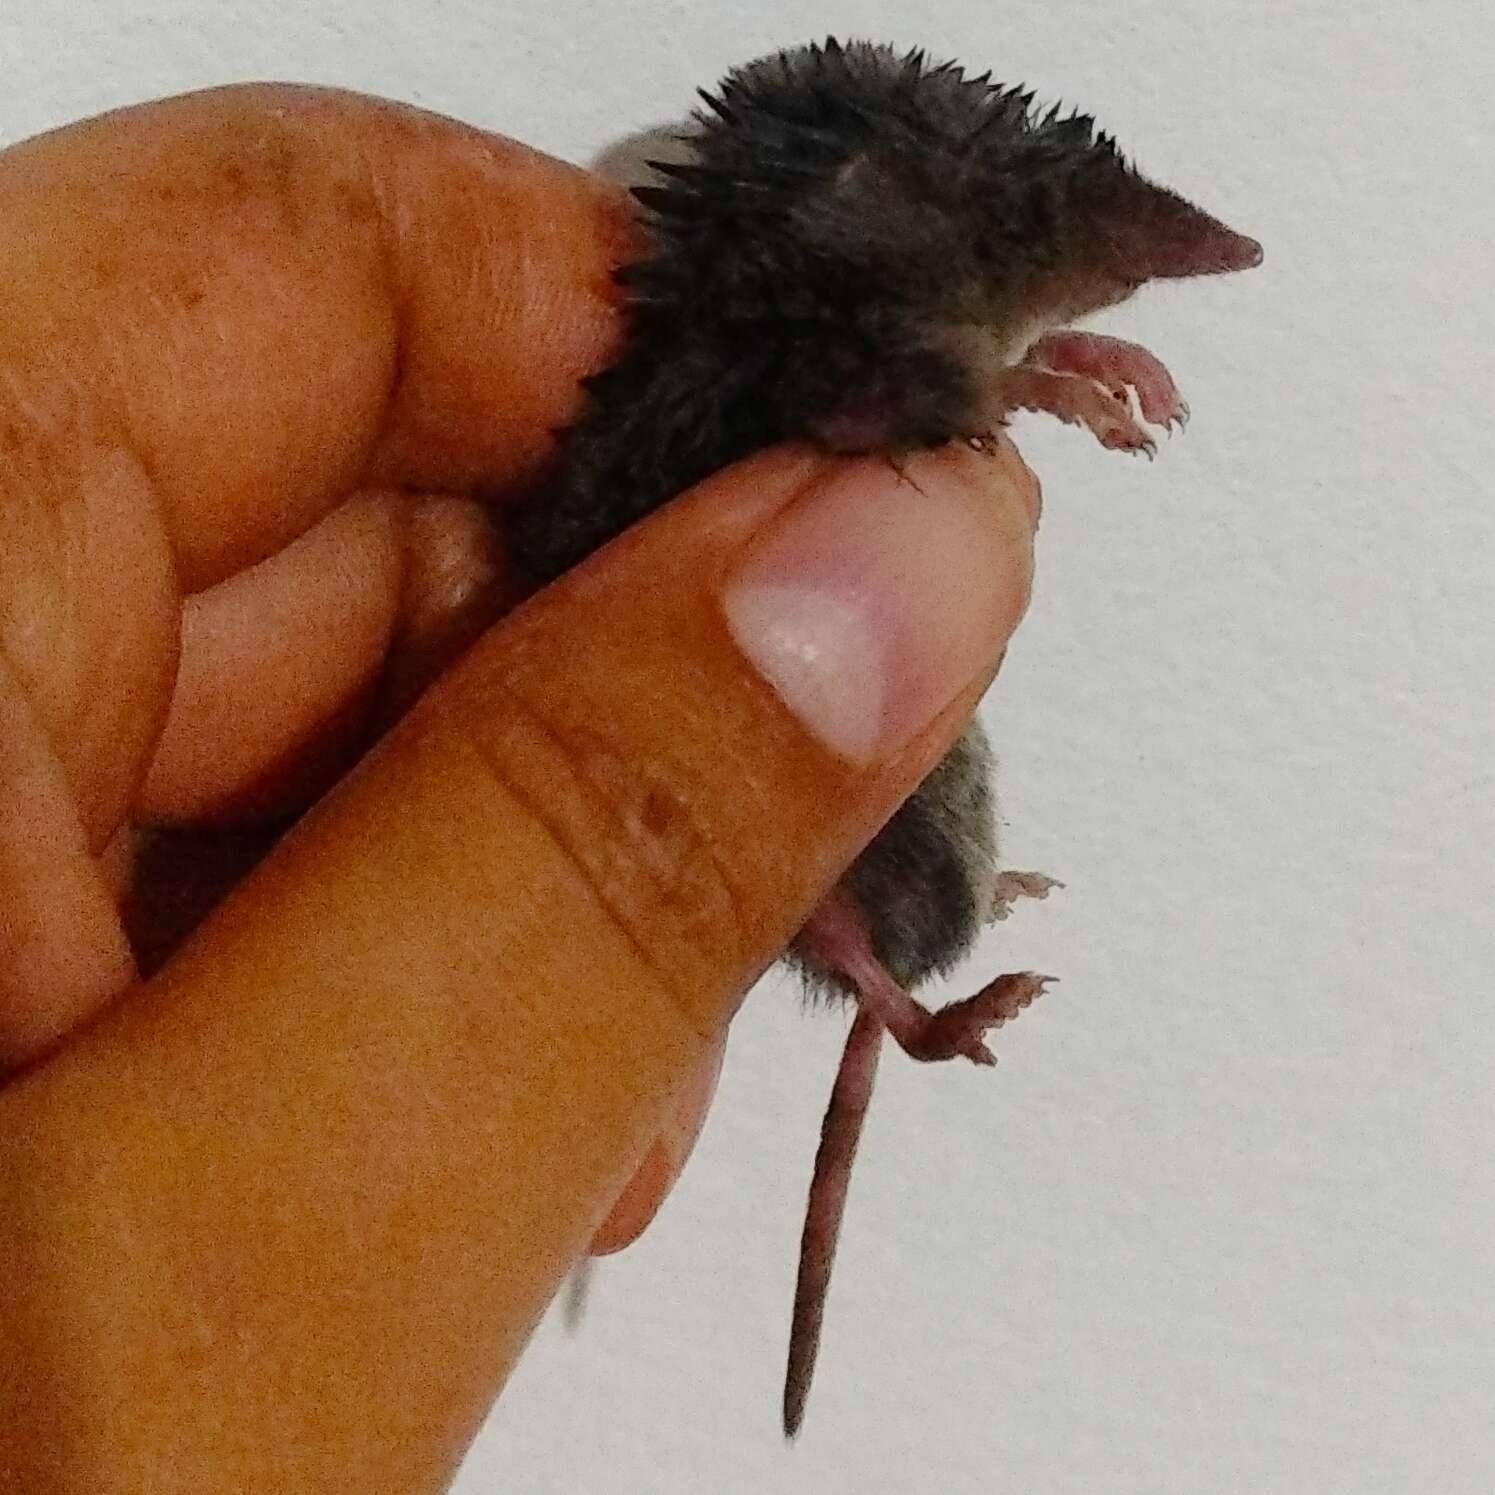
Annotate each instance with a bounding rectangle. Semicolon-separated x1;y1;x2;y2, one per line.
0;439;1038;1491
490;439;1038;1036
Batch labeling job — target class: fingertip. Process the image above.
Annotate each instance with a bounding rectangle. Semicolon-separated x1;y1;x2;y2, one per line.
588;1026;726;1255
587;1135;675;1257
720;442;1038;764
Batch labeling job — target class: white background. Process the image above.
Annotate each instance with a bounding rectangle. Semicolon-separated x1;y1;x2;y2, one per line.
3;2;1491;1491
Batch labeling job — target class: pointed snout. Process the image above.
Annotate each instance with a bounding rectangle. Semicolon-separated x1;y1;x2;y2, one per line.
1146;201;1264;279
1183;216;1264;276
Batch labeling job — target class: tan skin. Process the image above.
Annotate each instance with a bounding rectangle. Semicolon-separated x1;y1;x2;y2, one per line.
0;87;1040;1491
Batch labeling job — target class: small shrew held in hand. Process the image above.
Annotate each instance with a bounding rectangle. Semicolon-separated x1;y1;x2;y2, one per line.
511;37;1261;1437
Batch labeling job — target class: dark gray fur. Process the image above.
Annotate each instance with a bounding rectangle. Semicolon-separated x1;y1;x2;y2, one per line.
506;38;1208;992
510;38;1172;583
824;722;996;989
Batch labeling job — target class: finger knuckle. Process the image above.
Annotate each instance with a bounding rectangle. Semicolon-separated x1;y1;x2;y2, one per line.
468;686;748;1028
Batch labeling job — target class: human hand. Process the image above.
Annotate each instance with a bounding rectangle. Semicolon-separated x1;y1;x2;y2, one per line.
0;87;1041;1490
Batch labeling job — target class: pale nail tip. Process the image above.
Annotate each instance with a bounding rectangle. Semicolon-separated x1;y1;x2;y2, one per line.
723;582;885;760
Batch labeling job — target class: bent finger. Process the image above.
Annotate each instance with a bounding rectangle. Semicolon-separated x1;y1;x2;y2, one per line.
0;86;629;861
1;85;628;591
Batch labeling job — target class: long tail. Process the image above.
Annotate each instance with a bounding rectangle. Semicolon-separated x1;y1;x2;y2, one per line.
783;1008;885;1438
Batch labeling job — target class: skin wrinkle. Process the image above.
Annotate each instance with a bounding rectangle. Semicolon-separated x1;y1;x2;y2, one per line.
354;136;415;471
138;492;404;824
363;153;495;493
460;677;746;1043
467;729;677;1028
2;327;175;554
145;102;394;587
0;652;137;1063
0;565;70;786
0;638;69;837
0;389;181;847
77;437;180;843
586;735;749;975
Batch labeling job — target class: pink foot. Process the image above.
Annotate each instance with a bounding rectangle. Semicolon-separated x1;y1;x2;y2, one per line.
799;893;1056;1067
988;869;1064;923
1028;331;1189;431
996;366;1159;456
893;970;1053;1066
